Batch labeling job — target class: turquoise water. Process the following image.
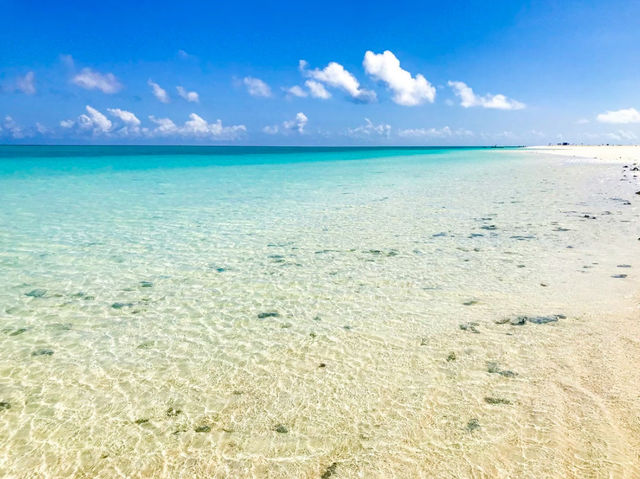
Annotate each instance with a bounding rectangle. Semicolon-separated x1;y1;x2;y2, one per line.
1;146;639;478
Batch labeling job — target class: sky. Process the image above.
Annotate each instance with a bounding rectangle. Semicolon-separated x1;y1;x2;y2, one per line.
1;0;640;146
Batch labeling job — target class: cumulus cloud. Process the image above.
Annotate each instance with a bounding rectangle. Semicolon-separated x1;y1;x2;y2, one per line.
347;118;391;137
78;105;112;133
176;86;199;103
72;68;122;94
149;113;246;139
363;50;435;106
398;126;474;138
284;85;308;98
448;81;524;110
301;59;375;103
148;79;170;103
605;130;637;141
16;71;36;95
596;107;640;124
305;80;331;99
2;116;28;138
243;77;272;97
264;112;308;134
107;108;141;126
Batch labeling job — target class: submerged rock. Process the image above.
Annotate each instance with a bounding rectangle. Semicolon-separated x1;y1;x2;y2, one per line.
166;407;182;417
111;302;134;309
274;424;288;433
32;348;54;357
497;314;565;326
257;311;279;319
0;401;10;411
25;289;47;298
134;418;149;425
466;418;480;432
195;425;211;433
459;322;480;333
612;274;628;279
9;328;27;336
487;361;517;377
484;397;512;405
446;352;457;362
140;281;153;288
321;462;338;479
462;300;479;306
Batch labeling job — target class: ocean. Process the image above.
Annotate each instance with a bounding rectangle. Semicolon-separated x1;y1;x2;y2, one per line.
1;146;638;478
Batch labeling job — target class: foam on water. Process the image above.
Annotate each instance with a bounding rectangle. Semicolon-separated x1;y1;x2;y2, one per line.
0;147;639;478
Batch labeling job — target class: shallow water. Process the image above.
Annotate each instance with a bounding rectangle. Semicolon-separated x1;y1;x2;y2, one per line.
0;146;639;478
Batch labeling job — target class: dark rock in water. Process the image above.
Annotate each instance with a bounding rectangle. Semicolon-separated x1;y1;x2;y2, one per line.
466;418;480;432
313;315;321;321
257;311;279;319
0;401;10;411
497;314;565;326
112;302;134;309
195;425;211;433
134;418;149;425
32;348;54;356
463;300;479;306
459;322;480;333
480;225;497;231
25;289;47;298
612;274;627;279
367;249;382;255
274;424;288;433
420;337;428;346
469;233;484;238
321;462;338;479
309;332;317;338
140;281;153;288
343;325;352;330
432;232;447;238
10;328;27;336
554;227;570;232
447;352;457;362
617;264;632;268
528;315;564;324
319;363;326;368
484;397;512;405
166;407;182;417
487;361;517;377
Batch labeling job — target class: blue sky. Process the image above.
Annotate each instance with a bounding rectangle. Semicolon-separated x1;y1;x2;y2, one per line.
1;0;639;145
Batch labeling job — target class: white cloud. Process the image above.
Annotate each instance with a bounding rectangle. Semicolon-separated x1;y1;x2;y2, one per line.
284;85;308;98
78;105;112;133
148;79;170;103
3;116;28;138
263;125;280;134
606;130;637;141
265;112;308;134
61;105;112;134
107;108;141;126
398;126;474;138
305;80;331;99
284;112;308;133
347;118;391;137
16;71;36;95
243;77;272;97
176;86;199;103
448;81;524;110
596;107;640;124
72;68;122;94
301;60;375;102
149;113;246;139
363;50;435;106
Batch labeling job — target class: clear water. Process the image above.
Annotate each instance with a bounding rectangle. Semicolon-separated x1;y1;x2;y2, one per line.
1;146;639;478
